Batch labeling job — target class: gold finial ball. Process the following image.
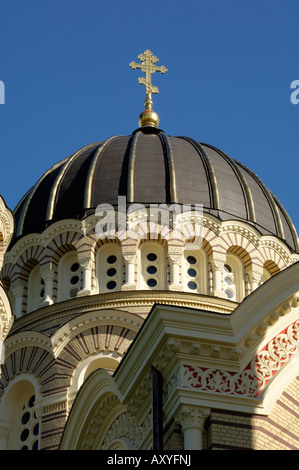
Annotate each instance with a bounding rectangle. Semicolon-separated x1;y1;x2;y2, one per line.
138;108;160;128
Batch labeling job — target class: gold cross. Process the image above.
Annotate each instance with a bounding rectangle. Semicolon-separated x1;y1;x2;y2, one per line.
130;49;167;96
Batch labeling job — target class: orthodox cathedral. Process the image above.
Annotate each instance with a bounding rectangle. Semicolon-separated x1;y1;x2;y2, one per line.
0;50;298;451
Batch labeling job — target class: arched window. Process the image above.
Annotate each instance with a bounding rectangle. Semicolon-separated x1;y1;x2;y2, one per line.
27;265;44;313
58;251;82;302
96;245;122;294
183;250;207;294
139;242;165;290
0;378;40;450
223;254;245;302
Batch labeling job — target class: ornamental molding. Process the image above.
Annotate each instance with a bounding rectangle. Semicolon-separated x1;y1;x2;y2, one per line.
0;290;13;342
123;254;136;264
102;410;152;450
80;388;152;450
221;223;260;247
126;372;152;417
180;319;299;399
4;330;52;356
9;290;235;337
51;309;142;357
5;211;298;268
174;405;210;431
0;196;14;251
81;394;121;450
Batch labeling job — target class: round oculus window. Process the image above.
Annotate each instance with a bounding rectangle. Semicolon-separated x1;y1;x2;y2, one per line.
225;289;233;299
147;265;157;274
187;281;197;290
71;263;80;272
224;276;233;285
20;429;29;442
147;253;157;262
107;268;117;277
71;276;80;285
21;412;30;425
107;280;117;290
187;268;197;277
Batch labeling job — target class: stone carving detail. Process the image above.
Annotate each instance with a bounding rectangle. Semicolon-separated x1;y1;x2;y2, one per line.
175;406;210;430
183;320;299;398
255;320;299;389
102;411;152;449
183;366;259;397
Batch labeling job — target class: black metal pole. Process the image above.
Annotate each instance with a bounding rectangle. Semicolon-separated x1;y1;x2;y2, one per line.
151;366;163;450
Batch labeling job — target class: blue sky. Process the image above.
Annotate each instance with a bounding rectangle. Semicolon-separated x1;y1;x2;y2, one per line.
0;0;299;235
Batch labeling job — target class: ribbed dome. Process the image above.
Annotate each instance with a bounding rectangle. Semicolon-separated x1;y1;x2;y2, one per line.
12;126;298;252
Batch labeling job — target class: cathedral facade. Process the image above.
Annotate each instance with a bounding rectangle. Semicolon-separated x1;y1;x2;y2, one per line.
0;51;298;451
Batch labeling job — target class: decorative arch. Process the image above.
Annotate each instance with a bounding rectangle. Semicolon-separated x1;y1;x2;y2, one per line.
51;310;142;357
49;310;142;405
69;351;122;400
59;369;124;450
0;344;54;396
201;235;213;260
44;230;82;267
259;260;280;286
257;243;288;286
11;245;44;283
264;259;280;276
227;245;252;270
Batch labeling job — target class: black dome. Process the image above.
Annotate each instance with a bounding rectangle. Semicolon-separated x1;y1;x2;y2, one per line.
12;127;298;252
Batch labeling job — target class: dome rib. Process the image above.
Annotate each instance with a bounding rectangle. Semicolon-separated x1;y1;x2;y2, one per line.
177;137;220;210
84;136;121;209
159;132;178;203
205;144;256;223
15;157;68;238
127;131;141;203
272;193;299;252
46;144;95;222
236;160;285;240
